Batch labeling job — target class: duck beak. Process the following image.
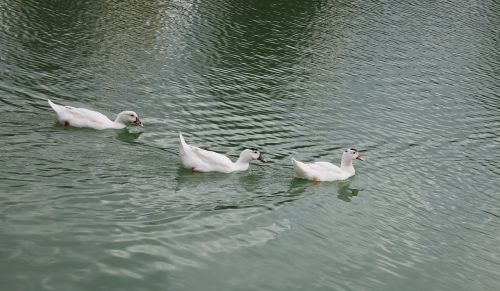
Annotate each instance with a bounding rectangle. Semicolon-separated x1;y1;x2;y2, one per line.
134;117;144;128
356;155;365;161
258;154;267;163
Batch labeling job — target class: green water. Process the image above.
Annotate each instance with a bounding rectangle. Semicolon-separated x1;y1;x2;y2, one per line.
1;0;499;290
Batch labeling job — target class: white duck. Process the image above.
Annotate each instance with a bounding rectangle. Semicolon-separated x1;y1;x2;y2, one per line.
48;99;143;130
179;132;267;173
292;148;365;181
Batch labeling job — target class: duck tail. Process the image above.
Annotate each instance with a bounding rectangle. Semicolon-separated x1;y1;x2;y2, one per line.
291;158;307;179
48;99;57;110
47;99;65;116
179;131;189;156
179;131;186;146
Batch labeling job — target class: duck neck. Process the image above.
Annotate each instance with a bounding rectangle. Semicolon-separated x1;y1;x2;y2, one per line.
234;155;251;171
340;158;355;173
112;117;127;129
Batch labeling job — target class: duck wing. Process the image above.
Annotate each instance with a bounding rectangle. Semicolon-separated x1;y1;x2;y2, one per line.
48;99;113;129
293;159;342;181
179;132;233;172
192;147;233;168
292;158;315;179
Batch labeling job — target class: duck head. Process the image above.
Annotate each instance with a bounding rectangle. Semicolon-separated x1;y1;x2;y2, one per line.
240;148;267;163
116;111;144;127
343;148;365;162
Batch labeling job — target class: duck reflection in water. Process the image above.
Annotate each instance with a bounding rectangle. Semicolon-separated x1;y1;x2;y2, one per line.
287;177;361;203
115;130;143;144
337;181;360;202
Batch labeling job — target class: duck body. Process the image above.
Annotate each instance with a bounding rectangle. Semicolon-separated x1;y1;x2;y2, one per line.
179;132;266;173
292;148;364;182
292;159;354;181
48;99;143;130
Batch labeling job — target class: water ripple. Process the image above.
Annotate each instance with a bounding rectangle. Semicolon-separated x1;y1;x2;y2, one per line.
1;0;499;290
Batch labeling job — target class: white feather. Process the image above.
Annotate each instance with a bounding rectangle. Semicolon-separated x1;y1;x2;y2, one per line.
48;99;141;130
292;149;364;181
179;132;264;173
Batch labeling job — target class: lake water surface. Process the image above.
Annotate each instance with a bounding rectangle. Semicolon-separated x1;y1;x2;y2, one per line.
1;0;499;290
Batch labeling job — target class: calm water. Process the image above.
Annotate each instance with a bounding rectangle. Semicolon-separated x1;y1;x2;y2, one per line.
1;0;499;290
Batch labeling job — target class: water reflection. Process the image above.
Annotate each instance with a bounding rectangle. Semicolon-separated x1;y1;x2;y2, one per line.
336;181;360;202
287;177;361;203
175;166;222;184
1;0;499;290
115;130;143;144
